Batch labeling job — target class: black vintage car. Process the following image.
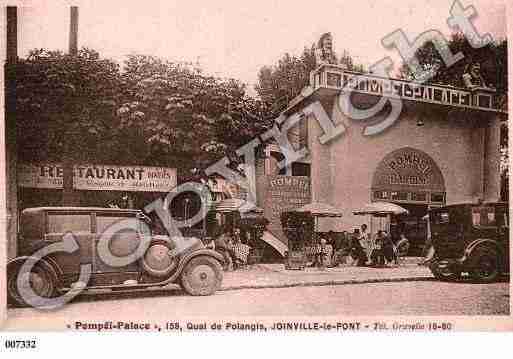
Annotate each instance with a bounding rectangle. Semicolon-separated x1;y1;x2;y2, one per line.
428;202;509;283
7;207;225;306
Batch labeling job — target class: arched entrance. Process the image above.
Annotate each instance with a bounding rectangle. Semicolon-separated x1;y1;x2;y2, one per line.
371;147;446;255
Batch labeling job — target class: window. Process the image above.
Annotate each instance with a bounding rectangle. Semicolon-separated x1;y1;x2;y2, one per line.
292;162;310;177
97;215;132;234
411;192;427;202
374;191;389;200
431;193;445;203
432;211;450;225
47;213;91;234
390;191;408;201
472;206;497;227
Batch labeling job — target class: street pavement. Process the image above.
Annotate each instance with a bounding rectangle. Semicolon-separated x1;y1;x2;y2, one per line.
221;260;432;290
3;267;509;330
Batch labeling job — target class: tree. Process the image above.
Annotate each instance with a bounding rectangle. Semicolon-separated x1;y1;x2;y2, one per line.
399;33;507;96
12;48;124;204
255;45;363;116
117;54;271;177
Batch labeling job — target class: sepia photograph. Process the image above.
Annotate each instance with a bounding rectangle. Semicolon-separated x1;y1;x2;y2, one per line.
0;0;511;341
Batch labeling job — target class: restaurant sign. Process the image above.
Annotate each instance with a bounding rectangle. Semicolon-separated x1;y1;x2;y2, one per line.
18;163;177;192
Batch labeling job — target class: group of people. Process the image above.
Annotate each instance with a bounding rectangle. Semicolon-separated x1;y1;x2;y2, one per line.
312;224;410;268
212;227;251;271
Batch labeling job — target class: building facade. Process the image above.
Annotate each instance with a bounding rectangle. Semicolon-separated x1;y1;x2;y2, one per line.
266;64;506;253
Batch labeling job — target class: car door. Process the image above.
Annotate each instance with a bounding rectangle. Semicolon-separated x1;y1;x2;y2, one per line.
496;204;509;271
430;206;466;259
44;211;94;284
94;212;141;274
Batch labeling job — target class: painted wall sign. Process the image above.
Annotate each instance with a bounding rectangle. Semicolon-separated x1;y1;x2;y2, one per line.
371;147;445;193
18;163;177;192
263;175;311;244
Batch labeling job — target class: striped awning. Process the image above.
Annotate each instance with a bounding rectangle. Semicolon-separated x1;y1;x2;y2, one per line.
261;231;287;257
213;198;263;214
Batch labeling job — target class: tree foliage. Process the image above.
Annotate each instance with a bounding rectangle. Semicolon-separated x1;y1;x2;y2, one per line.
118;54;271;173
13;50;272;179
13;48;123;164
255;45;364;116
399;33;507;96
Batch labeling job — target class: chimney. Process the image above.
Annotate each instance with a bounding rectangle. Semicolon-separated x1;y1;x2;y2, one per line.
69;6;78;55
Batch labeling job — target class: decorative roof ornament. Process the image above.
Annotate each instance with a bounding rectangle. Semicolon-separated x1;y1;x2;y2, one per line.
462;62;495;92
315;32;338;66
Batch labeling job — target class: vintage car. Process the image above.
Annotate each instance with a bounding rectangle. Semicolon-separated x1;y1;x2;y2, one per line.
7;207;225;306
428;202;509;283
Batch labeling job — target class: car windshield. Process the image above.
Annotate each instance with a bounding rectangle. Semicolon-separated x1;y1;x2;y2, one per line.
430;207;465;233
471;206;497;227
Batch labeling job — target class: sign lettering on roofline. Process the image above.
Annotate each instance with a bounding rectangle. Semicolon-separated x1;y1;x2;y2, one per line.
310;65;502;113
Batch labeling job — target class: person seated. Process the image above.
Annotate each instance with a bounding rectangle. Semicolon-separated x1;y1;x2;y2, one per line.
214;228;234;271
371;231;386;267
231;228;251;270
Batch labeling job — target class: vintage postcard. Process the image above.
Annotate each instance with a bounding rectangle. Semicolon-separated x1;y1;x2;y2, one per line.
0;0;512;344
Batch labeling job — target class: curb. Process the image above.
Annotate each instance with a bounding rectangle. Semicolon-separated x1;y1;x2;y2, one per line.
220;275;435;292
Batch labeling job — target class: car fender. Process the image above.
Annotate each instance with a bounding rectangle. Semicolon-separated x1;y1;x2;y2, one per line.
178;248;225;268
7;256;62;288
161;249;224;284
461;238;504;264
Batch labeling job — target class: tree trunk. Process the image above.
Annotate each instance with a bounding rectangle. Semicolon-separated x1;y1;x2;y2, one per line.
61;131;79;205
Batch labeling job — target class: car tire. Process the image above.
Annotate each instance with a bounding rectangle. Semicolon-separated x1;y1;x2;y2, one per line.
429;261;459;281
180;256;223;296
141;240;179;278
7;262;56;307
469;246;500;283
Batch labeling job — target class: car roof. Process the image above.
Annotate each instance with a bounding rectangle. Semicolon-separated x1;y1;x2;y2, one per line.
429;202;508;212
22;207;142;215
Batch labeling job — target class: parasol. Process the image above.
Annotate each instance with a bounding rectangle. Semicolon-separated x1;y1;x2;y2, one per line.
294;202;343;217
353;201;409;216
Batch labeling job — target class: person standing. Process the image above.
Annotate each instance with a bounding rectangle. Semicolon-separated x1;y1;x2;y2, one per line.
383;230;396;266
352;228;368;266
372;230;386;267
359;224;373;265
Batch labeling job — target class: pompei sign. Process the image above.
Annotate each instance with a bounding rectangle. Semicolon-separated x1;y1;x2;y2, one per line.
263;175;311;244
372;148;445;192
18;163;177;192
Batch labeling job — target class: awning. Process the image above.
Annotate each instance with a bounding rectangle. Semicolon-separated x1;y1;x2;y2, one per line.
213;198;263;213
261;231;287;257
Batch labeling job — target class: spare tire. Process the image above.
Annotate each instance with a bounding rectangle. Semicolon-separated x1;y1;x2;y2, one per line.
469;246;500;283
141;240;179;278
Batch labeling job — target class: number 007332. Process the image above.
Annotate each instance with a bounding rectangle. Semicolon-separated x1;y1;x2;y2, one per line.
4;340;37;349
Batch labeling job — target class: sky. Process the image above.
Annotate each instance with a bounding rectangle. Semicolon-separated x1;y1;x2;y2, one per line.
15;0;508;95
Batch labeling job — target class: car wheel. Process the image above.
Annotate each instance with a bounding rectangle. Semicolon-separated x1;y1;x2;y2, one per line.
180;256;223;296
469;247;500;283
429;261;459;281
7;263;56;307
